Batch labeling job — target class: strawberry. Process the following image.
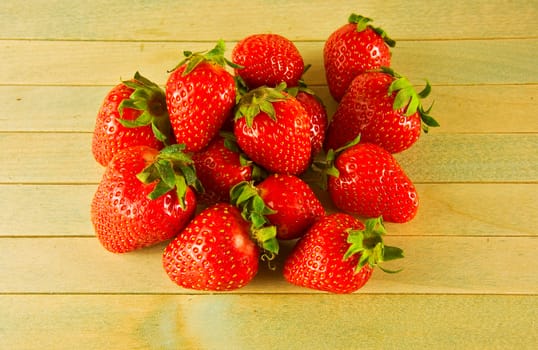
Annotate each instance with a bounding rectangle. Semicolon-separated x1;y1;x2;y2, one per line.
234;84;312;175
324;14;395;102
162;203;260;291
231;173;325;240
92;71;172;166
317;137;419;223
192;132;262;205
91;144;199;253
284;214;403;294
232;33;304;89
324;67;439;154
295;90;327;158
287;70;328;158
165;40;240;152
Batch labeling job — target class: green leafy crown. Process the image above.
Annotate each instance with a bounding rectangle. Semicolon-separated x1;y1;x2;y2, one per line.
344;217;404;273
118;71;173;144
230;181;279;264
349;13;396;48
382;67;440;133
136;144;203;209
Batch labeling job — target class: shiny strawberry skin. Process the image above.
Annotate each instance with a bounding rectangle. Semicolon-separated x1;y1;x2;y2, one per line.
91;146;197;253
324;24;391;102
328;143;419;223
234;96;311;175
232;34;304;89
324;71;422;154
165;62;236;152
283;213;372;294
92;83;163;166
192;135;253;204
295;91;328;157
257;174;325;240
163;203;259;291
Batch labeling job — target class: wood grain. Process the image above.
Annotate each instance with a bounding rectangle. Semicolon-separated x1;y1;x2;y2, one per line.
2;184;536;237
1;0;537;348
1;0;536;41
1;236;536;295
1;294;537;349
3;84;538;133
1;39;537;86
2;133;536;184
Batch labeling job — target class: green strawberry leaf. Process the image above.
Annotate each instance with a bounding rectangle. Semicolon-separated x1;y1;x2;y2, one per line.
252;225;279;267
136;143;201;209
230;181;279;255
343;217;404;274
348;13;396;47
384;68;440;132
235;84;288;126
148;180;174;201
116;71;173;145
170;39;243;76
155;160;176;188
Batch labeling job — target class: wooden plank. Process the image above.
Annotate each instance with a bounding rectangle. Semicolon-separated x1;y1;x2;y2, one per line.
0;184;96;236
0;86;106;132
0;133;103;184
393;134;538;183
1;236;536;294
1;184;536;237
3;84;538;134
1;39;537;86
1;0;536;41
1;294;536;349
1;133;537;184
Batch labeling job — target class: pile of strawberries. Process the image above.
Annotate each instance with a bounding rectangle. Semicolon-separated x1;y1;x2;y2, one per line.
90;14;438;294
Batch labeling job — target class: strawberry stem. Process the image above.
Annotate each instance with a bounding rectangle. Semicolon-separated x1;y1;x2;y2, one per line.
344;217;404;273
234;83;288;127
117;71;174;145
311;134;361;190
168;39;243;75
382;67;440;133
136;144;203;208
230;181;280;260
348;13;396;48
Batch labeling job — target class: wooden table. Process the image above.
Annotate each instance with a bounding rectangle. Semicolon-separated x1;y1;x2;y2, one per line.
1;1;537;349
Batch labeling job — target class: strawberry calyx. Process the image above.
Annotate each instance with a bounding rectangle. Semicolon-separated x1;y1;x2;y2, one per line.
286;64;322;101
230;181;279;263
382;66;440;133
118;71;174;144
168;39;243;76
349;13;396;48
311;134;361;190
220;131;267;182
344;217;404;273
136;144;203;208
234;83;289;127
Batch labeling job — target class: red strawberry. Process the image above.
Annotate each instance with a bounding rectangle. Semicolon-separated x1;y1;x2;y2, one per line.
324;14;395;102
284;214;403;294
319;137;419;223
92;72;172;166
192;133;261;205
165;40;239;152
162;203;260;291
231;174;325;240
91;144;198;253
286;75;328;158
324;68;439;154
295;90;327;158
232;33;304;89
234;84;312;175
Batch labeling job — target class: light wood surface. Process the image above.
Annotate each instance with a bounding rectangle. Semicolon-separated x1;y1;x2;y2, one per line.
1;1;537;349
